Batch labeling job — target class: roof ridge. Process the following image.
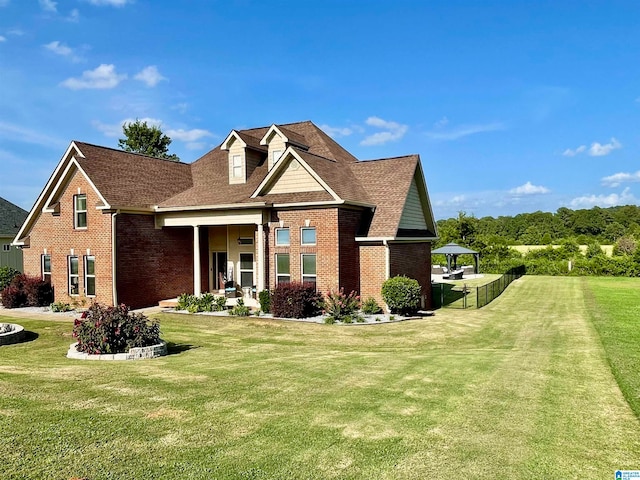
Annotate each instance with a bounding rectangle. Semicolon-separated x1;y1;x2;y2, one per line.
357;154;419;163
73;141;190;165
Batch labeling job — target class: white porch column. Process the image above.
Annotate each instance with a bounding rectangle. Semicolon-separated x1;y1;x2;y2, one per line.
257;223;265;291
193;225;201;296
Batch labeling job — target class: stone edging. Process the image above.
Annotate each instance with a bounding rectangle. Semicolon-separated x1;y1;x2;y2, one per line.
0;324;25;345
66;341;168;360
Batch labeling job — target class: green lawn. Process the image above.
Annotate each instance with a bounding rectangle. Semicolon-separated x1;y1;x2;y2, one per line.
1;276;639;479
432;273;501;308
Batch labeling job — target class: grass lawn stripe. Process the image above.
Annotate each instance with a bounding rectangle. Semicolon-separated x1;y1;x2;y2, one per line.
1;276;639;479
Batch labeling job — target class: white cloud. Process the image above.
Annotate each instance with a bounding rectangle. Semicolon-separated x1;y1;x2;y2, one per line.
0;121;66;147
85;0;131;6
166;128;213;142
319;124;353;138
7;28;24;36
589;137;621;156
360;116;408;146
171;102;189;114
61;64;126;90
562;145;586;157
509;181;550;196
66;8;80;22
0;36;5;42
601;171;640;188
425;122;504;141
563;138;621;157
434;116;449;128
134;66;167;87
0;0;9;7
569;187;637;208
39;0;57;12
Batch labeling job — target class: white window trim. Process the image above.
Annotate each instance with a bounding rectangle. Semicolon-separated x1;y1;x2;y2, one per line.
232;155;243;178
68;255;79;296
272;150;283;164
301;254;317;283
239;253;254;288
42;254;51;282
301;227;316;246
84;255;96;297
275;253;290;284
275;227;290;246
74;194;87;230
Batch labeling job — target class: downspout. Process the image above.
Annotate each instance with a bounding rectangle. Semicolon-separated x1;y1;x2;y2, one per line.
383;239;390;280
111;211;119;306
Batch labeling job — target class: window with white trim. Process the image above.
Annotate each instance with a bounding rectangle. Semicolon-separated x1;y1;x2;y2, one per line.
239;253;254;288
301;254;316;284
68;255;79;295
276;254;290;284
2;244;10;252
84;255;96;296
272;150;283;164
74;194;87;229
275;228;290;246
232;155;242;178
42;254;51;283
301;227;316;245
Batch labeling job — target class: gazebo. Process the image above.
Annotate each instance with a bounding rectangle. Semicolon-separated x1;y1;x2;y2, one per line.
432;242;480;274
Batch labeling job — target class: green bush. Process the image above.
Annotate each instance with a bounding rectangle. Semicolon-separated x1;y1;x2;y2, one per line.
73;303;160;354
258;290;271;313
381;276;421;315
51;301;73;312
0;267;20;290
176;293;226;313
361;297;382;315
230;298;251;317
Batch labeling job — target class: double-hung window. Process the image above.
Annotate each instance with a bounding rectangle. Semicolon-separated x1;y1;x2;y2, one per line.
301;254;316;284
276;254;290;284
239;253;254;288
68;255;79;295
74;194;87;229
275;228;290;246
301;227;316;245
232;155;242;178
84;256;96;296
2;244;10;252
42;254;51;283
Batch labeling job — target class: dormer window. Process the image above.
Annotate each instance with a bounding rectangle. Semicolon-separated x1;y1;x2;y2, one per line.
260;125;308;171
74;194;87;229
232;155;242;178
272;150;283;165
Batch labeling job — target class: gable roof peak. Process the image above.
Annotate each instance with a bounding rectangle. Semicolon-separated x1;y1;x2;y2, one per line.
259;124;309;149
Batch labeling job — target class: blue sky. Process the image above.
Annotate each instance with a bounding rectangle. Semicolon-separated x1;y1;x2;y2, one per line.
1;0;639;220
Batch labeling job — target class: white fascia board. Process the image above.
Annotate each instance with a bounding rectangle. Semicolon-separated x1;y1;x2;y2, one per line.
43;157;111;212
154;202;268;213
259;124;280;146
221;130;246;151
13;141;83;244
355;236;439;243
415;160;438;236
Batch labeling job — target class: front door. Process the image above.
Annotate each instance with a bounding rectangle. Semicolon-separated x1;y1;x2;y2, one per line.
211;251;228;290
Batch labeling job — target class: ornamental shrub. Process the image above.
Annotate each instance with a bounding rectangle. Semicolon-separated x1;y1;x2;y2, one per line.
271;282;322;318
258;289;271;313
0;274;52;308
73;303;160;354
323;288;360;322
0;267;20;290
381;275;421;315
230;298;251;317
361;297;383;315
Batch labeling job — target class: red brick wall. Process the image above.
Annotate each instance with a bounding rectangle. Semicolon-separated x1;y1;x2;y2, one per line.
23;171;114;306
389;242;432;308
268;208;339;292
338;208;362;294
115;214;193;309
359;243;387;308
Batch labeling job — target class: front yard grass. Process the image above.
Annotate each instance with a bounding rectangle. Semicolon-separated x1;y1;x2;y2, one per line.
1;276;639;479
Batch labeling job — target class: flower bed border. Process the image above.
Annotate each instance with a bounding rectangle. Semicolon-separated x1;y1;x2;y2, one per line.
66;341;168;360
0;324;25;345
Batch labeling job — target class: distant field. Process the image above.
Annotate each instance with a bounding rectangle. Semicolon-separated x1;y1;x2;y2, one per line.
511;244;614;256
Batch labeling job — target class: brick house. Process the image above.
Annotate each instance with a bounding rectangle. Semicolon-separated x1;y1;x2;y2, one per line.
13;121;438;309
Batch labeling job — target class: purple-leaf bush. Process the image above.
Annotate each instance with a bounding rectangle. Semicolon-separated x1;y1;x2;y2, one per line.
271;282;322;318
73;303;160;354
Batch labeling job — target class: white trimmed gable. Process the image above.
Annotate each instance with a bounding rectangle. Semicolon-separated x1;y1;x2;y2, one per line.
221;130;261;185
260;125;308;171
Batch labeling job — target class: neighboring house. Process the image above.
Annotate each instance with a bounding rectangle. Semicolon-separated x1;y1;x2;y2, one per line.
0;197;27;271
13;121;438;309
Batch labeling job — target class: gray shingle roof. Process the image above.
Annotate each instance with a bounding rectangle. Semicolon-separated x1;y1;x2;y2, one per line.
0;197;28;236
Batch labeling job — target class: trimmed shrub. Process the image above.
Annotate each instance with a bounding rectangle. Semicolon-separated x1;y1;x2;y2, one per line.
381;275;421;315
51;301;73;312
0;274;52;308
271;282;322;318
73;303;160;354
230;298;251;317
176;293;226;313
0;266;20;290
361;297;383;315
323;288;360;322
258;289;271;313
